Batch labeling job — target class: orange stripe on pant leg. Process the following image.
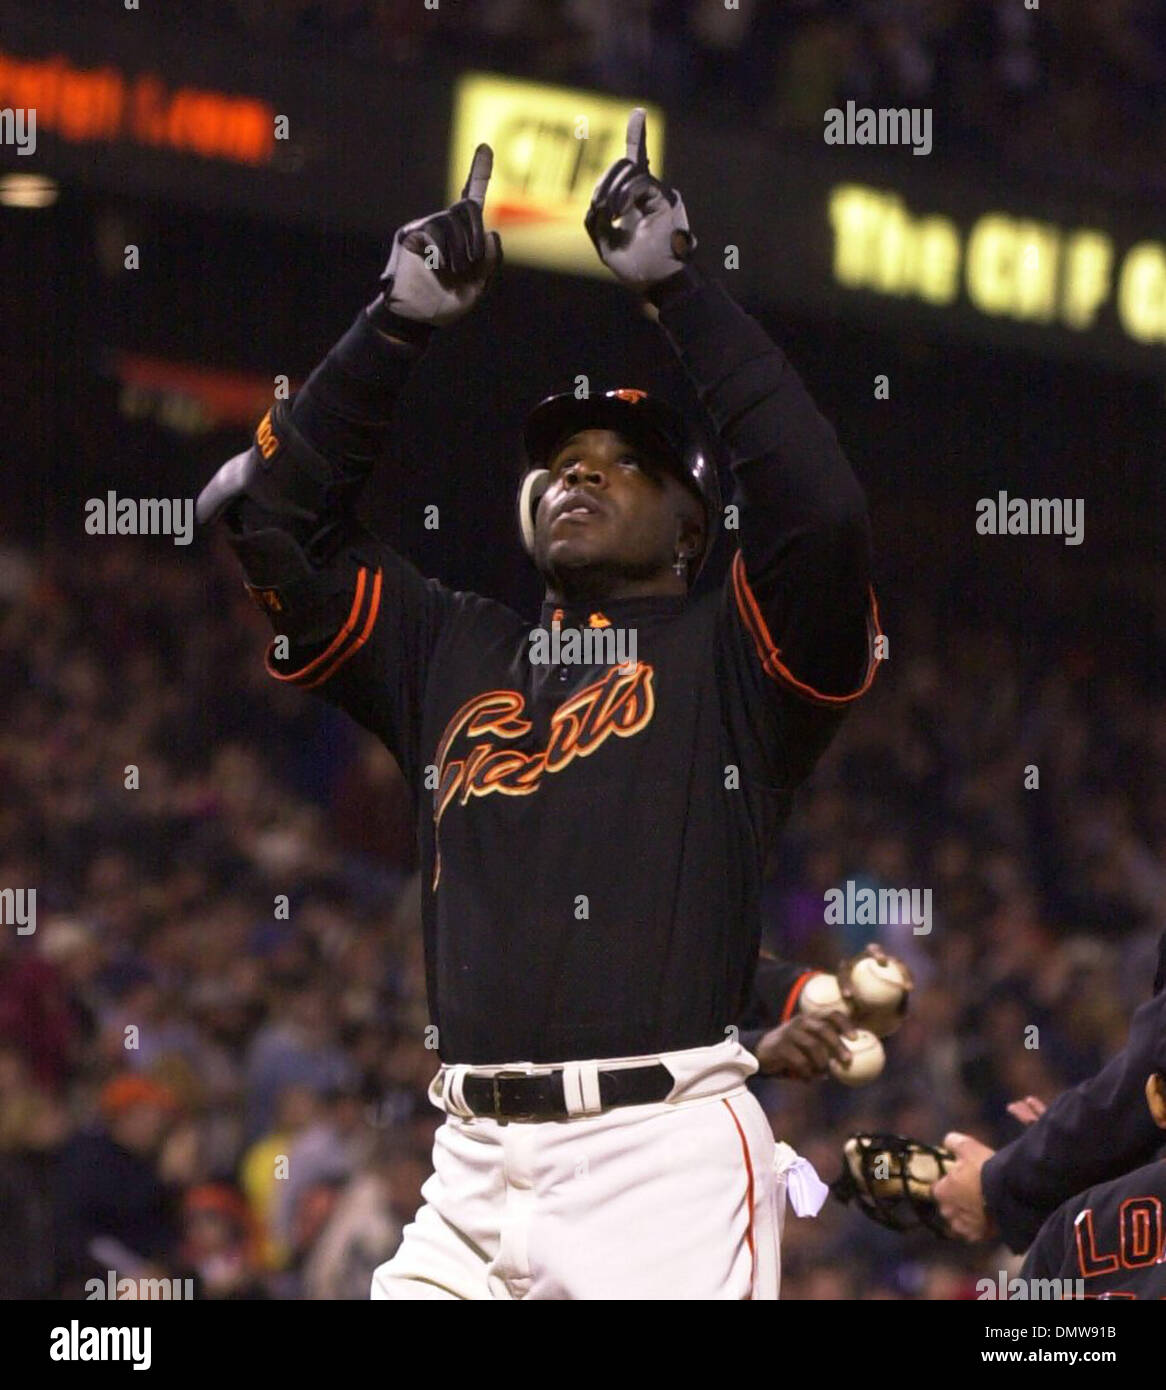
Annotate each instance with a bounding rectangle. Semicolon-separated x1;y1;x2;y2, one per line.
723;1098;756;1299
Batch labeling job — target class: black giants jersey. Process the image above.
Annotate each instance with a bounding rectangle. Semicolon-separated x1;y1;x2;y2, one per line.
248;265;879;1064
1022;1157;1166;1299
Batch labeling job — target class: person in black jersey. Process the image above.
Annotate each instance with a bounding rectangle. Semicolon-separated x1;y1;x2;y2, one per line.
932;932;1166;1259
198;112;879;1300
1020;1062;1166;1298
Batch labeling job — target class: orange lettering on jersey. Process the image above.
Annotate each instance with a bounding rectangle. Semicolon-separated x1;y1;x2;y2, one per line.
1074;1207;1120;1279
1119;1196;1163;1269
256;409;279;460
430;664;655;889
432;691;534;825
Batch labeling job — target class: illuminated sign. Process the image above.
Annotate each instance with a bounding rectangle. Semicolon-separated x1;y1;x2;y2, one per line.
0;47;275;165
449;73;665;276
828;184;1166;347
114;353;287;429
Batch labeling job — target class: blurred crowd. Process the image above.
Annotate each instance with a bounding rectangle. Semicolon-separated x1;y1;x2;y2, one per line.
189;0;1166;192
1;509;1163;1298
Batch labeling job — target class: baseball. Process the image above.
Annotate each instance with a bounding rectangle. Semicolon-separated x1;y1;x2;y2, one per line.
849;955;909;1011
799;971;845;1017
829;1029;885;1086
905;1150;944;1197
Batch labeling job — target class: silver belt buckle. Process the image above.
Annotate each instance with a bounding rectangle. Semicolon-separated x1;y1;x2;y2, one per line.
490;1065;553;1121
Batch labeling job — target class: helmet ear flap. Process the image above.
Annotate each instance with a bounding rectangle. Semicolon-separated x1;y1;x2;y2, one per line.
517;468;550;556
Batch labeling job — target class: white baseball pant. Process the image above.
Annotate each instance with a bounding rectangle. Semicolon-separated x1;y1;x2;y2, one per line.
370;1037;789;1300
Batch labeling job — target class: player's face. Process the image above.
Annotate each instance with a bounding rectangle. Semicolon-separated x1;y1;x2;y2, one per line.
534;429;702;596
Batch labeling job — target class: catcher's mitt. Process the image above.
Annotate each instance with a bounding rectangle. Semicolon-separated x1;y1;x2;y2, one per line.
831;1133;955;1238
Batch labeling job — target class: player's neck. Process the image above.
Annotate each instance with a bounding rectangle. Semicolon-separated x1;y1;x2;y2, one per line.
545;574;687;607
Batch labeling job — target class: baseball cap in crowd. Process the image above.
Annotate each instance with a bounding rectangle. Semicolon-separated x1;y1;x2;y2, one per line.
98;1074;179;1121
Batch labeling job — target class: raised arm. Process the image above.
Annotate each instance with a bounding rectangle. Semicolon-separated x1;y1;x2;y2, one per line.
196;144;501;647
647;260;877;704
194;150;502;779
586;111;879;787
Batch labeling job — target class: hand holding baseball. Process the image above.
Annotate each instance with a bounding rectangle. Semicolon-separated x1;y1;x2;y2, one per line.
793;960;896;1084
755;1011;856;1080
837;943;914;1037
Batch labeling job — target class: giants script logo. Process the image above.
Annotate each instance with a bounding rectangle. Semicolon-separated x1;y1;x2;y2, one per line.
430;662;655;889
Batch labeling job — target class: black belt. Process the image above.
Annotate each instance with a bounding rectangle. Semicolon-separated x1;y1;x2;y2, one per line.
456;1063;673;1121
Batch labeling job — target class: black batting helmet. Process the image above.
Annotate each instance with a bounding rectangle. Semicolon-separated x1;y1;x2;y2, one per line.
517;387;722;586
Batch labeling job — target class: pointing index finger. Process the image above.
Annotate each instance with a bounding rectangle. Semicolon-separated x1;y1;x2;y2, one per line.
461;143;493;204
626;108;648;168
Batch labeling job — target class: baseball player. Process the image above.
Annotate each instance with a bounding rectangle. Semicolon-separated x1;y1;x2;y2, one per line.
1019;1066;1166;1297
197;110;879;1299
934;929;1166;1252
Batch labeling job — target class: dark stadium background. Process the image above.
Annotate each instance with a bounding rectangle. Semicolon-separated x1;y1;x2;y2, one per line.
1;0;1164;1301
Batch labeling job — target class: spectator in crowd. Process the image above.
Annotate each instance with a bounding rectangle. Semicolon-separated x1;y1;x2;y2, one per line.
272;1082;373;1255
51;1074;186;1297
180;1183;268;1299
239;1082;322;1272
244;984;355;1143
